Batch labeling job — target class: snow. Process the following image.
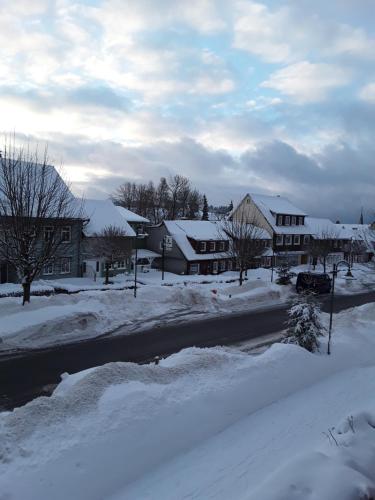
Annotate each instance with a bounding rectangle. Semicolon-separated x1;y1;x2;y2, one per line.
1;304;375;499
82;199;136;237
115;205;149;223
251;192;307;216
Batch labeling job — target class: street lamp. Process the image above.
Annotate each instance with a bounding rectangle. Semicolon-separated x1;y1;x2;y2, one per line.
133;229;147;298
328;259;352;355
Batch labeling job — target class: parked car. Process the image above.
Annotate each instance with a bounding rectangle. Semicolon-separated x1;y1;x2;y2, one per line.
296;272;331;294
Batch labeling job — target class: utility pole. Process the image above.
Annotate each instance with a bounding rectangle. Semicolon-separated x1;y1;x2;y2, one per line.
162;237;165;281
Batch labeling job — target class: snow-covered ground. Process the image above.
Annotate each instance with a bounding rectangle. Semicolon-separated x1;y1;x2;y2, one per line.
0;263;374;351
1;304;375;499
0;269;291;351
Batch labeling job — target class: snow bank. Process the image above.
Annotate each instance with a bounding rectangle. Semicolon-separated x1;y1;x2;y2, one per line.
250;412;375;500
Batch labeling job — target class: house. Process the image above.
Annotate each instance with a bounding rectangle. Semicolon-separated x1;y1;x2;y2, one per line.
231;193;314;266
0;162;84;284
335;224;375;263
81;199;136;279
147;220;233;275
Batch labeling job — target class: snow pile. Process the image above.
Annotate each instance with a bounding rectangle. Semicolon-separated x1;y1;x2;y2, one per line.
250;412;375;500
0;270;289;350
1;304;375;499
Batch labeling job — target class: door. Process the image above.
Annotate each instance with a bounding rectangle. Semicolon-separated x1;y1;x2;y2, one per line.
0;263;8;284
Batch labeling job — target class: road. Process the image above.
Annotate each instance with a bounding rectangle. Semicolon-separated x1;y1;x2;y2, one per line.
1;291;375;411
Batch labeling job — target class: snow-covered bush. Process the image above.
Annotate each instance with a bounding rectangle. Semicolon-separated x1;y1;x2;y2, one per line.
284;293;325;352
276;262;294;285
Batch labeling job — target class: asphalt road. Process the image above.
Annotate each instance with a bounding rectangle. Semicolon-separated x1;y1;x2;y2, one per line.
1;290;375;411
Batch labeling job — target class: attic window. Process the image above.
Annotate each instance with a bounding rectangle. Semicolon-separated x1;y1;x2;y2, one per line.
200;241;206;252
291;216;296;225
209;241;216;251
277;215;283;226
298;216;304;225
285;216;290;226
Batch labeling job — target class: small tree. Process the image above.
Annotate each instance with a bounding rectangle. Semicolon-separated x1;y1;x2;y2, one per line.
201;195;209;221
220;215;265;286
0;143;81;305
276;260;293;285
284;293;325;352
92;225;132;285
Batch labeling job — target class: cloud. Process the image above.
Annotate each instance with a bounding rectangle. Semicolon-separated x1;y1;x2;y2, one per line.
261;61;352;103
359;82;375;103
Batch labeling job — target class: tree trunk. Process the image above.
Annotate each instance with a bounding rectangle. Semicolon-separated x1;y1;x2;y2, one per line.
323;257;326;273
104;263;110;285
239;269;244;286
22;282;31;305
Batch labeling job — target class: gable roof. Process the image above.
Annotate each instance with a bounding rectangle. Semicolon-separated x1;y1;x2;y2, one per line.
251;193;306;216
163;220;230;261
82;199;136;237
115;206;149;223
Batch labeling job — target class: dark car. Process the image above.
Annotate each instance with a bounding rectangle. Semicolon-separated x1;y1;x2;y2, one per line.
296;272;332;294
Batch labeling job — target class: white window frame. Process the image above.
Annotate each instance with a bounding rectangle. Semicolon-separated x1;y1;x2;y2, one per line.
44;226;54;242
61;225;71;243
212;261;218;273
227;260;233;271
277;215;283;226
298;216;304;225
303;235;310;245
276;235;283;246
293;235;300;245
219;260;226;271
117;260;126;269
190;263;200;275
200;241;206;252
43;262;54;275
291;216;296;225
285;216;290;226
209;241;216;252
285;235;292;246
60;257;71;274
219;241;225;251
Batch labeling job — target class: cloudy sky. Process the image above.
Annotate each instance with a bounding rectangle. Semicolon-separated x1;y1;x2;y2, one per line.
1;0;375;221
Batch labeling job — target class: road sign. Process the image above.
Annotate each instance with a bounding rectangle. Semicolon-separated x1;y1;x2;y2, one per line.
164;235;173;250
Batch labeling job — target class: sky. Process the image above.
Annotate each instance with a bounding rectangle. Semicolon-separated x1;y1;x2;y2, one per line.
1;0;375;222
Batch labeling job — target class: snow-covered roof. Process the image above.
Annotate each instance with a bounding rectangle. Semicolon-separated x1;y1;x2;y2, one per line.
164;220;230;261
83;199;136;237
251;193;306;217
132;249;161;259
304;217;338;236
165;220;229;241
336;224;373;241
115;206;149;223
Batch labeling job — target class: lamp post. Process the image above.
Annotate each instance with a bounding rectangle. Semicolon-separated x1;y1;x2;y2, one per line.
133;229;147;298
328;259;351;355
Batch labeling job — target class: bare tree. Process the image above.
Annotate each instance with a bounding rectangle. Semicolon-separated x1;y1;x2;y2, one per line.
0;143;81;304
309;228;339;273
91;225;132;285
219;215;265;286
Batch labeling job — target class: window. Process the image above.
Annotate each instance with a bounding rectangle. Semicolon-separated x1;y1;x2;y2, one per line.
209;241;216;252
285;235;292;246
43;262;54;275
333;240;338;248
212;261;218;273
60;257;71;274
291;216;296;225
61;226;71;243
303;235;310;245
228;260;233;271
285;216;290;226
219;260;226;271
118;260;126;269
293;235;300;245
277;215;283;226
44;226;54;242
298;216;304;225
276;235;283;246
200;241;206;252
219;241;225;251
189;263;199;275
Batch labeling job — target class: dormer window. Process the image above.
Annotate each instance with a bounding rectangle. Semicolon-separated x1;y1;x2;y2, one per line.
219;241;225;251
298;216;304;225
277;215;283;226
285;216;290;226
209;241;216;252
200;241;206;252
291;216;296;225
